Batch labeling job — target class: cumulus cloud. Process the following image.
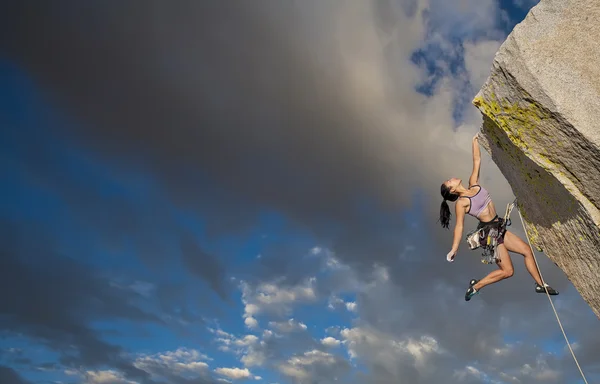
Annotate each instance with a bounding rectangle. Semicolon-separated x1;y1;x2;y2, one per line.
340;326;444;380
278;350;351;383
60;347;225;384
452;365;487;383
268;319;308;333
214;367;256;380
83;370;139;384
134;348;211;376
128;347;218;383
240;277;318;326
321;337;341;348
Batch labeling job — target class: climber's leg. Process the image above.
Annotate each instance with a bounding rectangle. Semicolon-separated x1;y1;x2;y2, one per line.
472;244;514;291
503;230;542;285
503;230;559;295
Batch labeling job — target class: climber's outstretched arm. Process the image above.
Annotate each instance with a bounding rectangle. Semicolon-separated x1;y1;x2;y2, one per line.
446;198;468;262
469;134;481;187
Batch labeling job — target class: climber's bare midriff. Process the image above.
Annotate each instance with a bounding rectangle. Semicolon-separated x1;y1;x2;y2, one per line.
477;201;497;222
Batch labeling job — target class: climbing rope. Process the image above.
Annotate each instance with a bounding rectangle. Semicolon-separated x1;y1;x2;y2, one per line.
515;203;589;384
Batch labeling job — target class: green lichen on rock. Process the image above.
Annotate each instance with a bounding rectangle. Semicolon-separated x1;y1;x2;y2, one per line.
472;92;551;156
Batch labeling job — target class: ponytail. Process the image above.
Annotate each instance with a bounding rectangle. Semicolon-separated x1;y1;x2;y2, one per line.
440;199;451;229
439;183;458;229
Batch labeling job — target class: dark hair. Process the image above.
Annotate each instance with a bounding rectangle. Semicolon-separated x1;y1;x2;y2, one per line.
439;183;459;229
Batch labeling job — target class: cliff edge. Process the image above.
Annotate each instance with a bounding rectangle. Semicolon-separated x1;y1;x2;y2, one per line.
473;0;600;318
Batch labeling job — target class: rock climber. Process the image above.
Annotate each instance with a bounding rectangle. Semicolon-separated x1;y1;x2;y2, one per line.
439;133;559;301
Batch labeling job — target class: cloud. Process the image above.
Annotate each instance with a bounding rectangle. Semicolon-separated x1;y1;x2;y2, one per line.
0;0;507;273
240;277;318;328
452;365;487;383
340;326;444;381
0;222;159;382
209;328;260;354
65;347;222;384
278;350;351;383
180;234;229;300
214;367;255;380
133;348;212;378
268;319;308;333
0;366;31;384
83;370;139;384
320;337;341;348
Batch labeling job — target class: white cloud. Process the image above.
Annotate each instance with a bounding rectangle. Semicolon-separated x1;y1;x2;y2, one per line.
327;295;345;310
321;337;341;348
268;318;308;333
82;370;138;384
453;365;485;382
214;367;256;380
463;39;503;91
340;326;443;375
519;355;562;382
245;316;259;330
210;326;266;368
345;301;357;312
240;277;318;325
133;347;211;380
278;350;347;381
211;328;260;353
240;348;267;368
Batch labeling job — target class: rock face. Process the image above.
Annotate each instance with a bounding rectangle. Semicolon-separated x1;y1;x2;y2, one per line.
472;0;600;318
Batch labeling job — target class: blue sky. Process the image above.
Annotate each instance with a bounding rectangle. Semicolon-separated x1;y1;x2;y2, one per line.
1;1;599;384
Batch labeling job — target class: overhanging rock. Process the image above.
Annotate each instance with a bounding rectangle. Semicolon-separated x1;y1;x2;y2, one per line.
472;0;600;318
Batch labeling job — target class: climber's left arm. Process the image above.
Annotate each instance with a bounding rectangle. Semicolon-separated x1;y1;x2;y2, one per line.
469;133;481;187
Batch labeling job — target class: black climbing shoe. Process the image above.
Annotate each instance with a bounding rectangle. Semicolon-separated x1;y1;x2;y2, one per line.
465;279;480;301
535;283;559;295
465;286;479;301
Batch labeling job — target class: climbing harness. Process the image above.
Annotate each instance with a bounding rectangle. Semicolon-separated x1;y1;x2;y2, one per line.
465;198;516;264
516;204;589;384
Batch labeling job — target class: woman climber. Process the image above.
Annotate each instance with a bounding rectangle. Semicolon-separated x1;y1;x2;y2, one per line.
439;133;559;301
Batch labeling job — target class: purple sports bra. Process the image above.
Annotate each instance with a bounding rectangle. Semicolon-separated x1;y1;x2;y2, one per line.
462;185;492;219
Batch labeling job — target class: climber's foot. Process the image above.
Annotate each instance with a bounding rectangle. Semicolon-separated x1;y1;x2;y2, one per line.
535;283;559;295
465;279;480;301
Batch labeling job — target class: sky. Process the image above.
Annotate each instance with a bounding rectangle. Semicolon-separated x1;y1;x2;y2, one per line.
1;0;599;383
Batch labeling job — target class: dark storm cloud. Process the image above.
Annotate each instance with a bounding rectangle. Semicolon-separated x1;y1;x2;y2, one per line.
0;365;31;384
0;1;434;260
180;234;229;300
0;221;159;382
0;0;494;295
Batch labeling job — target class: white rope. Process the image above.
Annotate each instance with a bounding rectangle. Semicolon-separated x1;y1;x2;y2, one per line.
515;204;589;384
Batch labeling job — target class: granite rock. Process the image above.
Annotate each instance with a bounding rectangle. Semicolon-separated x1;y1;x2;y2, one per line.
473;0;600;318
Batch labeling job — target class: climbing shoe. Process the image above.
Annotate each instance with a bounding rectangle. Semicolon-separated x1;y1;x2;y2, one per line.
465;279;480;301
535;283;559;295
